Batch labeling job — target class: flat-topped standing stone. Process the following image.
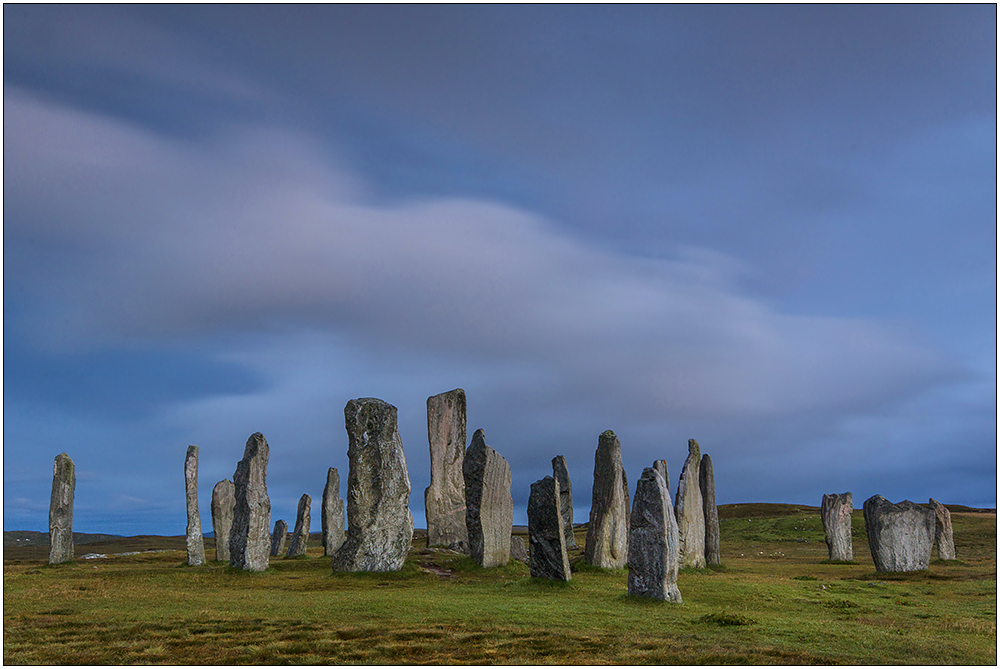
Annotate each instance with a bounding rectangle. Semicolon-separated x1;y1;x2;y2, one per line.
928;498;956;560
211;480;235;562
184;445;205;567
674;439;706;568
463;429;513;567
321;468;346;556
863;495;935;572
424;389;468;549
821;492;854;562
700;453;720;566
653;460;670;495
551;455;577;549
509;535;529;564
230;432;271;571
48;452;75;564
628;467;682;602
332;398;414;572
584;430;630;569
287;494;311;557
270;519;288;557
528;475;571;581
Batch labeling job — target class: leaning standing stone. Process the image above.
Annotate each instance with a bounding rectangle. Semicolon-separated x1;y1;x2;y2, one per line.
584;430;630;569
863;495;935;572
270;519;288;557
322;468;346;556
332;398;415;572
653;459;669;495
230;432;271;571
628;467;682;602
528;475;571;581
424;389;469;548
928;498;956;560
674;439;705;568
211;480;235;562
821;492;854;562
551;455;577;549
184;445;205;567
463;429;513;567
48;452;75;564
700;453;720;566
287;494;311;557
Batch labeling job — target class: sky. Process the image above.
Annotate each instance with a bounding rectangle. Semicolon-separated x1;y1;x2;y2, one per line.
4;5;996;535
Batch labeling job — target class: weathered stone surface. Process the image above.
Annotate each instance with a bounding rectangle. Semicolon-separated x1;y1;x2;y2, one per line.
628;467;682;602
211;480;235;562
287;494;311;557
48;452;75;564
653;459;669;495
424;389;468;548
332;398;415;572
528;476;571;581
463;429;513;567
674;439;706;568
184;445;205;567
510;535;529;564
321;468;345;557
230;432;271;571
863;495;935;572
821;492;854;562
700;453;720;566
551;455;577;549
270;519;288;557
584;430;630;569
928;498;956;560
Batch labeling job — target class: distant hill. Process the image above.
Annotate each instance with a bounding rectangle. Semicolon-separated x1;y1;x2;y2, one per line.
4;530;123;548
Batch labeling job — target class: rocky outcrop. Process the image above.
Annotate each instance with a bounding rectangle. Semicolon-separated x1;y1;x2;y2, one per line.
628;467;682;602
821;492;854;562
184;445;205;567
863;495;935;572
270;519;288;557
424;389;468;548
287;494;311;557
211;480;235;562
322;468;346;556
674;439;705;568
463;429;513;567
551;455;577;549
48;453;75;564
584;430;630;569
700;453;720;566
230;432;271;571
527;476;571;581
928;498;956;560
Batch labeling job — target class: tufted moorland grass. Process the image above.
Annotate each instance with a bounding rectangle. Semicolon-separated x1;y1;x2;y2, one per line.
4;505;995;665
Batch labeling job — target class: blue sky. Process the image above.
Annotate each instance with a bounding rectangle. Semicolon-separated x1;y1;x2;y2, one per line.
4;5;996;535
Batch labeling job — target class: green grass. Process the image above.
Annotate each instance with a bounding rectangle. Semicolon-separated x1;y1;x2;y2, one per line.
4;505;995;664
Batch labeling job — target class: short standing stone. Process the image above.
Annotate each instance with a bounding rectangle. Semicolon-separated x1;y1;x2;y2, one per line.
463;429;513;567
928;498;956;560
528;475;571;581
211;480;235;562
863;495;935;572
551;455;577;549
628;467;682;602
424;389;469;548
509;535;529;564
287;494;311;557
184;445;205;567
821;492;854;562
332;398;415;572
230;432;271;571
653;460;669;495
674;439;705;568
700;453;720;566
270;519;288;557
584;430;630;569
48;452;75;564
322;468;346;556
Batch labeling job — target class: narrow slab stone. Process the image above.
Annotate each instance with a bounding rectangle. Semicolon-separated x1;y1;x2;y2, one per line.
528;475;571;581
821;492;854;562
230;432;271;571
551;455;577;549
270;519;288;557
510;535;529;564
863;495;935;572
332;398;415;572
211;480;235;562
184;445;205;566
463;428;513;567
287;494;311;557
424;388;469;548
628;467;682;602
321;468;346;556
700;453;720;566
48;452;75;564
928;498;956;560
674;439;706;568
584;430;630;569
653;459;670;495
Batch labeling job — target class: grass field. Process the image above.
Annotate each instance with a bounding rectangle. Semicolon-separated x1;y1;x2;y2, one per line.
4;504;995;664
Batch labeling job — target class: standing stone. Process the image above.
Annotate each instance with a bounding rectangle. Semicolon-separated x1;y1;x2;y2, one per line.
463;429;513;567
184;445;205;567
653;459;670;495
928;498;956;560
528;476;572;581
229;432;271;571
332;398;415;572
584;430;630;569
863;495;935;572
287;494;311;557
321;468;346;556
551;455;577;549
674;439;706;568
628;467;682;602
48;452;75;564
510;535;529;564
211;480;236;562
424;389;469;549
270;519;288;557
821;492;854;562
700;453;720;566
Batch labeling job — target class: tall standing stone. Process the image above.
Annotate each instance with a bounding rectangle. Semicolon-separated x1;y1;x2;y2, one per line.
551;455;577;549
928;498;956;560
863;495;935;572
674;439;706;568
584;430;630;569
628;467;682;602
184;445;205;567
653;459;670;495
322;468;346;556
528;475;571;581
821;492;854;562
230;432;271;571
332;398;415;572
270;519;288;557
463;429;513;567
287;494;312;557
48;452;75;565
424;389;468;548
700;453;720;566
211;480;235;562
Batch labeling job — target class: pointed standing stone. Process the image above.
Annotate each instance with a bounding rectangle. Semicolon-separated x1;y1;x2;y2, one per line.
653;459;670;495
270;519;288;557
287;494;311;557
48;453;75;564
463;429;513;567
628;467;682;602
321;468;346;556
332;398;414;572
184;445;205;566
230;432;271;571
528;475;572;581
821;492;854;562
674;439;706;568
584;430;630;569
211;480;235;562
928;498;956;560
424;389;469;549
551;455;577;549
700;453;720;566
863;495;935;572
